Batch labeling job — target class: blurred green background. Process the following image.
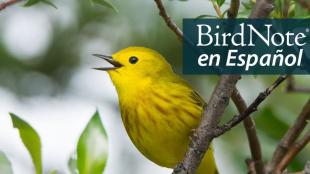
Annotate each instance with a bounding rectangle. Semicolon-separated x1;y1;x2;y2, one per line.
0;0;309;173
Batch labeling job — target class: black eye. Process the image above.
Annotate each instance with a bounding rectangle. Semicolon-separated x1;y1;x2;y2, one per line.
129;56;138;64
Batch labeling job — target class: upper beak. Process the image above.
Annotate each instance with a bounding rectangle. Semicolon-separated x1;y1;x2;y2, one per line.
92;54;123;71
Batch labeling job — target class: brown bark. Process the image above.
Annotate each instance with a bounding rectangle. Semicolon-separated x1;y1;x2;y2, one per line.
0;0;21;11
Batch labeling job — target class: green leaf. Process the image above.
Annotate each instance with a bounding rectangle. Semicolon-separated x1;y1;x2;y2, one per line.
255;108;289;139
9;113;42;174
274;0;283;17
242;2;252;9
68;154;77;174
222;10;228;18
91;0;118;13
24;0;57;8
48;170;58;174
0;151;13;174
195;14;217;19
216;0;225;7
77;111;108;174
24;0;40;7
41;0;57;9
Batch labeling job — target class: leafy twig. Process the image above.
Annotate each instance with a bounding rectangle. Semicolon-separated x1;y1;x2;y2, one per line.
154;0;183;40
282;0;290;18
211;0;223;18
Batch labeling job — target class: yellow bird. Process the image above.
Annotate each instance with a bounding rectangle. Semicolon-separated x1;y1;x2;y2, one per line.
94;47;218;174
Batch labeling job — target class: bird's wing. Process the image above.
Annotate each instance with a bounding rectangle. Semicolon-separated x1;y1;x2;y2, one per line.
167;73;207;107
190;90;206;107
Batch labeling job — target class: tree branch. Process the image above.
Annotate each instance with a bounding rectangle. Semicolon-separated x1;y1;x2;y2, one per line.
286;76;310;93
283;0;290;18
247;159;259;174
152;1;278;174
154;0;183;40
298;0;310;12
173;75;241;174
249;0;275;18
269;98;310;173
231;90;265;174
227;0;240;18
214;75;288;136
0;0;22;11
305;161;310;174
211;0;223;18
276;130;310;173
227;1;263;173
173;75;287;174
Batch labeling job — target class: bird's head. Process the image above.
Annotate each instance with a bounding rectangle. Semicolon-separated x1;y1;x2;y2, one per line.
93;47;173;89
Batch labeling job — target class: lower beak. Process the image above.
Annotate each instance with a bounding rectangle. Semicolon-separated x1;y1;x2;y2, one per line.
92;54;123;71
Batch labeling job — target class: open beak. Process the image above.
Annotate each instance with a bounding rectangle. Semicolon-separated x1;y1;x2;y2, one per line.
92;54;123;71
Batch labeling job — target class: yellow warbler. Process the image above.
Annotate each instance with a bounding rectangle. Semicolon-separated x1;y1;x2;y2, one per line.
94;47;218;174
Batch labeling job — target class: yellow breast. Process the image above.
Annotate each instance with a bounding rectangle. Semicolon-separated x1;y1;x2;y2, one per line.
119;81;203;167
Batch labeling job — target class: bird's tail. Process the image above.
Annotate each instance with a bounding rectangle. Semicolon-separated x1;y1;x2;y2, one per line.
196;147;218;174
